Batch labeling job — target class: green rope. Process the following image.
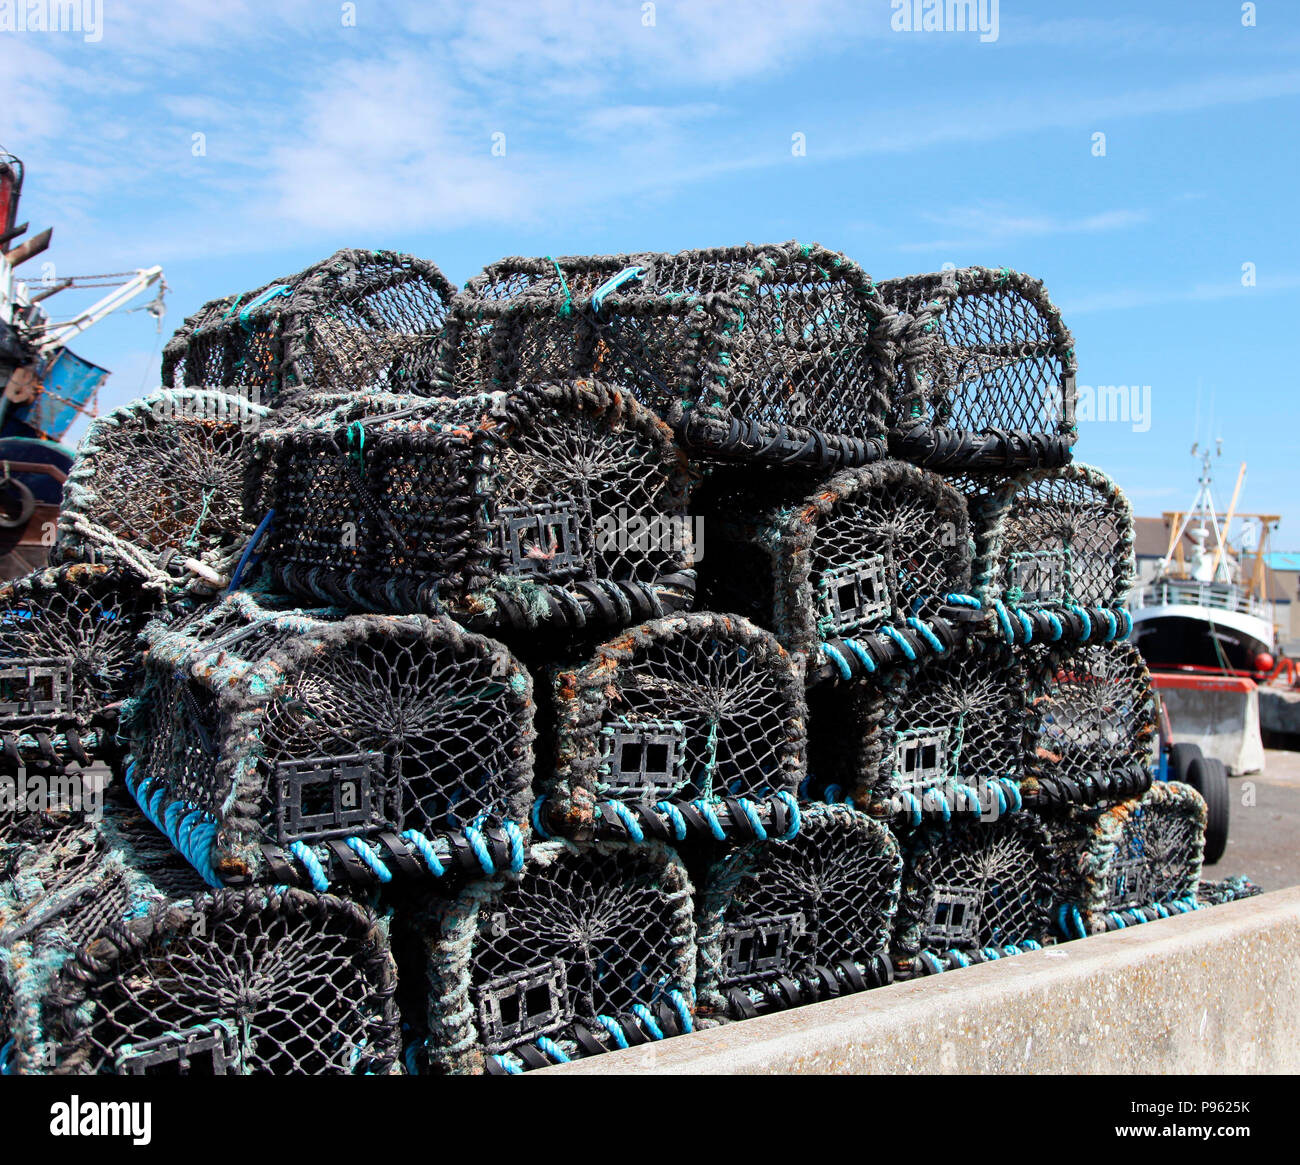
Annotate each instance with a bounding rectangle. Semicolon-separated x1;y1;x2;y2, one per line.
183;488;216;551
546;256;573;318
346;420;366;470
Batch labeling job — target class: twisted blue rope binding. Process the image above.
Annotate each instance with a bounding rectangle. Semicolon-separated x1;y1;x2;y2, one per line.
1069;604;1092;641
736;797;767;842
595;1015;629;1049
1044;610;1064;641
591;265;645;312
603;799;644;843
656;800;688;841
845;637;877;673
1016;610;1034;642
631;1003;664;1040
1099;607;1118;642
530;796;553;840
535;1037;571;1064
401;829;446;877
346;837;392;883
692;798;726;841
290;841;330;893
880;624;916;661
493;1054;524;1074
774;790;801;840
944;593;982;608
993;600;1015;643
668;990;694;1033
907;617;945;654
821;641;853;681
464;823;496;877
503;821;526;872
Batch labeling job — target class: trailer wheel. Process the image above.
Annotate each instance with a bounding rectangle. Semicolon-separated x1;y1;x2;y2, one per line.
0;479;36;530
1168;742;1204;785
1184;755;1230;865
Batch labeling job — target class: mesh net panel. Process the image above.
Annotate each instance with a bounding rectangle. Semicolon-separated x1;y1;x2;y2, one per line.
879;638;1026;806
48;889;399;1075
879;267;1075;437
125;593;534;884
696;805;900;1014
0;564;160;752
553;614;805;823
894;814;1054;964
261;383;693;626
1024;641;1156;797
161;249;456;401
1098;789;1204;912
978;464;1135;610
447;242;896;460
421;841;695;1073
700;461;969;655
58;391;268;570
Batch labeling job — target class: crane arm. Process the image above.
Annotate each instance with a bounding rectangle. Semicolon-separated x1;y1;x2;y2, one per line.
32;266;164;356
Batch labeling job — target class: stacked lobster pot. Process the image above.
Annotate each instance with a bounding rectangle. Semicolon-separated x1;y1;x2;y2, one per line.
161;248;457;406
0;798;401;1075
0;563;164;776
877;266;1078;469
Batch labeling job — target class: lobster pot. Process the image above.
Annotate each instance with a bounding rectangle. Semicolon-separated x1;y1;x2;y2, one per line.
819;636;1028;823
698;460;971;660
161;249;456;403
442;241;898;467
1197;875;1262;906
0;563;163;771
1023;640;1156;807
695;805;900;1021
1047;782;1206;938
57;390;270;582
548;613;806;842
256;382;695;632
878;266;1077;469
1;843;399;1074
121;590;536;892
971;464;1135;640
405;840;696;1074
892;813;1055;976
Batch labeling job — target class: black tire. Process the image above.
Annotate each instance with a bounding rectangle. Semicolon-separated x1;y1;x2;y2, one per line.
0;478;36;529
1168;741;1203;784
1184;756;1230;865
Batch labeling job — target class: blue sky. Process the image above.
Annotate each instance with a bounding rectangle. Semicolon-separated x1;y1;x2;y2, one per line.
3;0;1298;540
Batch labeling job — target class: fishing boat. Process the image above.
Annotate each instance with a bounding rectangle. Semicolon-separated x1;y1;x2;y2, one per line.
0;148;166;578
1129;441;1278;775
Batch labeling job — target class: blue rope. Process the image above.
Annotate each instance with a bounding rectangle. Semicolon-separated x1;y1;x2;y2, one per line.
944;593;982;608
1044;610;1064;641
844;637;877;673
631;1004;664;1040
655;800;688;841
880;624;916;661
736;797;767;842
1099;607;1118;642
401;829;446;877
668;990;694;1033
530;796;553;840
774;791;801;840
692;799;726;841
924;787;951;823
821;642;853;681
290;841;330;892
603;799;644;843
493;1054;524;1075
535;1037;570;1064
1016;610;1034;643
346;837;392;883
992;600;1015;643
1069;604;1092;641
595;1015;629;1049
464;824;495;877
591;265;645;312
907;617;945;654
503;821;526;872
226;508;275;594
898;790;922;828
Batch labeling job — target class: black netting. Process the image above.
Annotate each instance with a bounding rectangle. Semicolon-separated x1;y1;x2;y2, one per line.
161;249;456;403
46;889;399;1075
879;267;1076;469
550;613;805;835
413;840;695;1074
1197;875;1262;905
0;563;162;769
259;382;695;632
443;242;897;467
1024;641;1156;805
696;805;900;1019
975;463;1135;619
893;814;1054;971
122;591;535;889
699;460;970;657
58;391;268;582
1046;782;1206;936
